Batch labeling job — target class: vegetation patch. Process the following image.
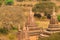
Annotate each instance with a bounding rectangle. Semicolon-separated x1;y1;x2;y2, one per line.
5;0;14;5
0;27;9;35
0;0;2;7
38;32;60;40
57;15;60;22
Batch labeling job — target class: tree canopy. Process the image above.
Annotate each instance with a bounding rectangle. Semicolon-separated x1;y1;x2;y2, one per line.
5;0;14;5
32;2;56;14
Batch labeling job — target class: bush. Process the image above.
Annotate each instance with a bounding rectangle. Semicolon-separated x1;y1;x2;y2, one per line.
57;15;60;22
5;0;14;5
0;27;9;35
0;0;2;7
41;16;47;19
47;14;51;19
11;26;17;30
34;13;41;18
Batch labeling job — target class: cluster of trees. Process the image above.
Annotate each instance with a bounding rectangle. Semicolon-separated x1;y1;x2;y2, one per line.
32;2;56;19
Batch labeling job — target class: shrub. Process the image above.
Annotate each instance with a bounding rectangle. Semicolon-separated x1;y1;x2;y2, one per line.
0;27;9;35
47;14;51;19
5;0;14;5
41;16;47;19
57;15;60;22
34;13;41;18
11;26;17;30
0;0;2;7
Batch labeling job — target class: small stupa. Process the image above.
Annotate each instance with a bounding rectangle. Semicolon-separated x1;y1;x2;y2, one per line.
40;7;60;37
25;9;41;36
47;7;60;32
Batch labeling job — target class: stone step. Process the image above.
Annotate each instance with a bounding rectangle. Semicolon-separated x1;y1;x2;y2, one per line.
48;24;60;28
42;30;52;35
28;26;41;31
29;28;41;31
29;30;40;33
47;28;60;31
29;32;40;36
40;34;49;37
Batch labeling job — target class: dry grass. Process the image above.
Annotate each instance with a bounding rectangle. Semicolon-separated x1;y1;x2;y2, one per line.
0;6;26;28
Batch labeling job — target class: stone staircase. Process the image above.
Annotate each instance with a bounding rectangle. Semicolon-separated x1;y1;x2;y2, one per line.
27;25;41;36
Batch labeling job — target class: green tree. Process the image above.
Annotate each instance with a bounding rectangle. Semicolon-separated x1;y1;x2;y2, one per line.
57;15;60;22
5;0;14;5
32;2;56;14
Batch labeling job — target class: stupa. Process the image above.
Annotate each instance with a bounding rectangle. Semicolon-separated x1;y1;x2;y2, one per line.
47;7;60;32
25;9;41;36
40;7;60;37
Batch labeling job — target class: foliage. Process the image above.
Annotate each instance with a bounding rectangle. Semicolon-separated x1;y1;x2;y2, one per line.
32;2;56;13
0;27;9;35
11;26;18;30
0;0;2;7
8;33;16;40
38;32;60;40
41;16;47;19
57;15;60;22
47;14;51;19
5;0;14;5
34;13;41;18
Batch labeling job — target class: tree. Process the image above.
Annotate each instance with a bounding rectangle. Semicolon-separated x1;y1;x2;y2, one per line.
5;0;14;5
32;2;56;15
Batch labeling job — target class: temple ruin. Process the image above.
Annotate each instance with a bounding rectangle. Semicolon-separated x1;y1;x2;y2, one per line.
17;7;60;40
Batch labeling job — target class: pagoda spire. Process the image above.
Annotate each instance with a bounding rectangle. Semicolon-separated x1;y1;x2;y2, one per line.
50;7;58;24
27;8;35;26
